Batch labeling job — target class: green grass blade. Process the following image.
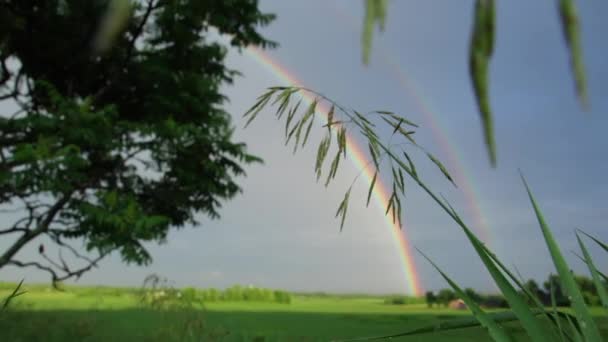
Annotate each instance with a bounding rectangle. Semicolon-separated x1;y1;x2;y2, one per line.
521;174;602;341
460;225;554;341
578;230;608;253
417;248;512;342
557;0;588;109
565;313;583;342
470;0;497;167
576;232;608;311
550;277;567;342
572;252;608;283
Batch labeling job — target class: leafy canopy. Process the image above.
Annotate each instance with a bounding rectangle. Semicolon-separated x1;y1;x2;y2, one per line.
0;0;275;283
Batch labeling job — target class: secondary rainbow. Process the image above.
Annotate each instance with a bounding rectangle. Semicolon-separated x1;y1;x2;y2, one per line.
245;46;423;296
330;2;493;245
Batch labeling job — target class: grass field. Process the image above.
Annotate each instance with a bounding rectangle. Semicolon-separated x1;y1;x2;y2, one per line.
1;284;607;341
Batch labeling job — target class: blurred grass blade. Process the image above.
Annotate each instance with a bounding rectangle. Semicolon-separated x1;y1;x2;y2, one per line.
469;0;497;167
576;232;608;310
361;0;388;65
565;313;583;342
459;223;554;341
417;248;512;342
557;0;588;109
521;173;602;341
93;0;132;54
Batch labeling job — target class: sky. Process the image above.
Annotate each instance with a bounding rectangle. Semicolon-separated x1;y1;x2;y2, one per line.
2;0;607;295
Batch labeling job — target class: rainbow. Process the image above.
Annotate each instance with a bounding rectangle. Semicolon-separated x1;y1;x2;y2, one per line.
245;46;423;296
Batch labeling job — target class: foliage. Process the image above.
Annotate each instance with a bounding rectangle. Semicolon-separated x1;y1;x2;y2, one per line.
425;291;437;308
383;295;420;306
436;289;456;307
361;0;588;167
0;0;275;284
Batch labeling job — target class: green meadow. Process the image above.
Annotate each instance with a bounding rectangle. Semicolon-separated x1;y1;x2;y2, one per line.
1;283;607;341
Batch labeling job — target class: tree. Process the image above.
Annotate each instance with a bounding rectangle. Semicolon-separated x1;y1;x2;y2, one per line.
437;288;456;307
425;291;436;308
463;287;482;303
0;0;275;285
522;279;547;305
543;274;569;307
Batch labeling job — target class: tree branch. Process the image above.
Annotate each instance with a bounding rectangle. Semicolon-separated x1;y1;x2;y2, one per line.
7;250;109;288
0;192;73;268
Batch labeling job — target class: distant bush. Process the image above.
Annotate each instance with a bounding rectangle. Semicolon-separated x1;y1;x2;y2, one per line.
383;295;422;305
273;290;291;304
384;296;406;305
479;294;509;309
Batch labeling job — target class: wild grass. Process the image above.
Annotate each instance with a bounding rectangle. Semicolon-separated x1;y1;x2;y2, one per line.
243;86;608;341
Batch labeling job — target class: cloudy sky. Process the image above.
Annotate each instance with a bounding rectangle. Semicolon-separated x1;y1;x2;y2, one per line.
2;0;607;295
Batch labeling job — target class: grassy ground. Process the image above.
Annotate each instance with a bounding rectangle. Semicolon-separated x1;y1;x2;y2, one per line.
1;285;606;341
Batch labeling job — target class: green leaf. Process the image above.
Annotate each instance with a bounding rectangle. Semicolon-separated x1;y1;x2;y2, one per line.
293;100;317;153
521;173;602;342
326;105;335;132
301;113;316;148
340;127;347;157
244;89;275;126
385;192;394;216
398;168;405;195
274;88;296;119
418;249;512;342
386;112;419;128
354;111;375;127
325;151;341;187
558;0;588;109
394;193;402;228
368;143;379;169
315;134;331;181
427;153;456;186
576;232;608;310
335;187;352;231
285;98;302;137
402;151;417;178
381;116;417;144
366;171;377;207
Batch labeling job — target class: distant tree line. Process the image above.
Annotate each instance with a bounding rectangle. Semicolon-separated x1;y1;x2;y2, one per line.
424;274;607;308
184;285;291;304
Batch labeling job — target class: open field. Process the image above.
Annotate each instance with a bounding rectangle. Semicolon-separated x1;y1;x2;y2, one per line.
1;284;607;341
